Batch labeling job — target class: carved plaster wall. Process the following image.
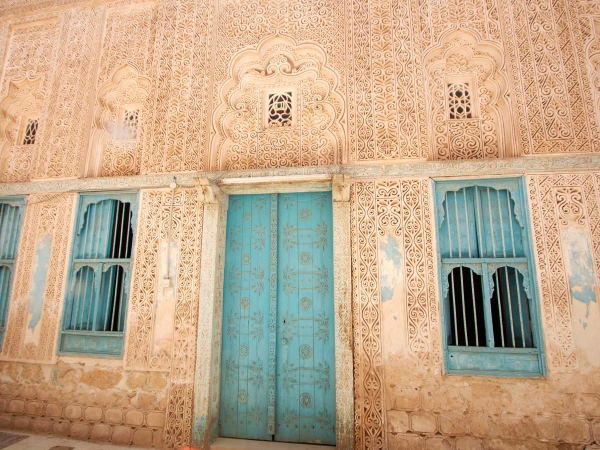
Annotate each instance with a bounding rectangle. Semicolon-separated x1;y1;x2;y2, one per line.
0;19;59;182
211;36;344;171
350;179;439;450
1;193;76;364
585;18;600;132
502;0;600;153
527;173;600;371
85;4;155;178
87;65;151;177
424;30;516;160
123;187;204;448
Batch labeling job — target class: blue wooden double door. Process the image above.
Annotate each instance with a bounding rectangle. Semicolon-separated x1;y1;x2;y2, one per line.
220;192;336;445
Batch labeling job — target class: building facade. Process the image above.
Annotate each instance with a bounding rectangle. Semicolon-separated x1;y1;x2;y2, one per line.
0;0;599;448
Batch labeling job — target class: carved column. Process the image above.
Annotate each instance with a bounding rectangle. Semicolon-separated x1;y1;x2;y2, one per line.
332;174;354;449
192;179;228;449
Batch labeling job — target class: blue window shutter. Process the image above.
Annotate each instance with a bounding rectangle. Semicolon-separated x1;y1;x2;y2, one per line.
435;178;544;377
60;193;137;357
0;198;25;348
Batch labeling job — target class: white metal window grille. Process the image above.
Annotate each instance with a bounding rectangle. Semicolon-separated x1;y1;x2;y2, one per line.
22;119;38;145
120;109;139;140
268;92;293;127
60;193;137;357
0;199;25;348
436;179;543;376
447;83;473;119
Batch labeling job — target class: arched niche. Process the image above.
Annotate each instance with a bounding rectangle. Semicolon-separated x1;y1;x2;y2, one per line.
0;77;44;182
423;30;518;160
209;35;345;171
85;64;150;178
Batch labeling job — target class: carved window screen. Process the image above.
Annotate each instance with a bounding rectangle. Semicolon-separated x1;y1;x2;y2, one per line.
0;199;25;349
119;109;140;141
268;92;293;127
22;119;38;145
59;193;137;357
436;179;543;376
447;83;473;120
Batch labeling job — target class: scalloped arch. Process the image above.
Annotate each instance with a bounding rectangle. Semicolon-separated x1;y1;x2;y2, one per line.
209;35;345;171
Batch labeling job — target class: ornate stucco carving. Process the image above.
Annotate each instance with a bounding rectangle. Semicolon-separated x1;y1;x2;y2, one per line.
424;30;516;160
1;193;76;364
0;78;44;183
86;64;151;177
527;173;600;370
350;179;439;450
210;35;345;171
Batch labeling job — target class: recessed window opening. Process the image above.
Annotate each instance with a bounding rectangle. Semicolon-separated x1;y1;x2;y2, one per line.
61;194;136;357
447;267;486;347
22;118;38;145
436;179;542;375
491;267;534;348
65;200;132;333
268;92;293;127
448;82;473;120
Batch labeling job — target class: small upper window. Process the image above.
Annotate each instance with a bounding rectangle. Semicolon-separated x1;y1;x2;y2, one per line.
447;83;473;120
22;119;38;145
268;92;293;127
119;109;140;141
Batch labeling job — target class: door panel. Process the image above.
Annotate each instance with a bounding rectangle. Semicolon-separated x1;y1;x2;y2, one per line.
219;192;335;444
220;194;273;440
275;192;336;445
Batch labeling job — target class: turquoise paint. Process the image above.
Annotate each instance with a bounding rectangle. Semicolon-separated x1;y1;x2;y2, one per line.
193;415;207;446
220;194;272;441
0;200;25;348
28;235;52;330
220;192;336;444
563;226;598;324
276;192;336;445
434;178;545;377
59;193;137;358
379;233;402;302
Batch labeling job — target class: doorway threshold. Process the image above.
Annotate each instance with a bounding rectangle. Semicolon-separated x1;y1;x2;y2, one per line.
210;437;335;450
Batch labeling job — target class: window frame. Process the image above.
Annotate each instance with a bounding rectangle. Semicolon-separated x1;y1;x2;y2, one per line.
434;177;546;377
58;191;138;358
0;196;26;349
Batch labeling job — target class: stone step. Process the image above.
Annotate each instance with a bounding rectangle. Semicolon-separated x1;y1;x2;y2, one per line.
210;437;335;450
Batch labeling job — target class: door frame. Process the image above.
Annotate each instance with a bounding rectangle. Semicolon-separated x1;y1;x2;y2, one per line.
191;175;354;449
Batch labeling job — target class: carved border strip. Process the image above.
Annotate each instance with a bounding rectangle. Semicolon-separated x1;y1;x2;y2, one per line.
4;154;600;196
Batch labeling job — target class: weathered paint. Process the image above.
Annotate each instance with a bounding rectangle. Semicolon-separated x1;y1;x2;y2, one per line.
152;239;179;356
25;234;52;345
379;232;402;303
561;223;600;367
379;230;408;358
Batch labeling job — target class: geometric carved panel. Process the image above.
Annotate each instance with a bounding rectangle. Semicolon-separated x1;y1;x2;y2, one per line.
527;173;600;370
350;179;438;450
123;187;204;448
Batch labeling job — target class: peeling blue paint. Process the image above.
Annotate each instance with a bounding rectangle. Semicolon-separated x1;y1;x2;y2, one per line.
379;233;402;302
27;235;52;331
563;226;598;328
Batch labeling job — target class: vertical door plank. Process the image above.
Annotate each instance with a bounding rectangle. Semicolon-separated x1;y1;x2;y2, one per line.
276;192;336;445
220;194;272;440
